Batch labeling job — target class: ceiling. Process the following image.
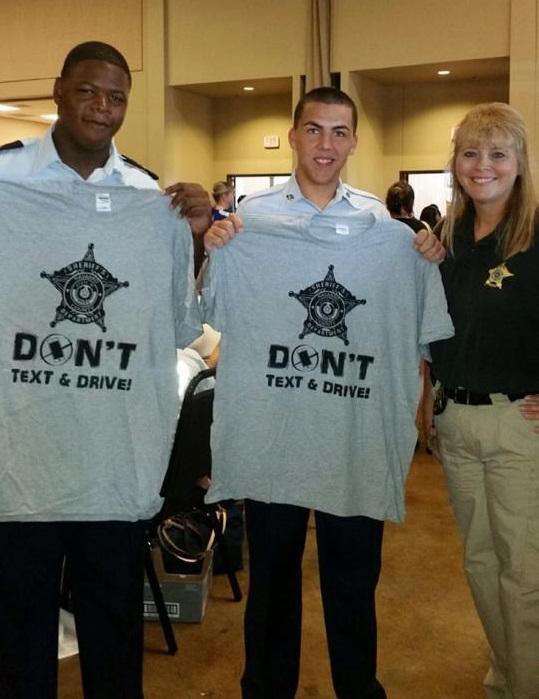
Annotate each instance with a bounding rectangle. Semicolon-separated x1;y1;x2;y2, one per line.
0;58;509;124
359;57;509;86
0;76;293;123
178;76;292;98
0;98;56;124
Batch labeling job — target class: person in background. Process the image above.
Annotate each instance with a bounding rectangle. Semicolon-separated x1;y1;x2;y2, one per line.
212;180;235;220
385;180;429;234
420;203;442;231
429;102;539;699
385;184;435;450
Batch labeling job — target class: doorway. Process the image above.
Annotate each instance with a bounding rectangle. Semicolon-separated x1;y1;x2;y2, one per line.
228;173;290;207
400;170;451;217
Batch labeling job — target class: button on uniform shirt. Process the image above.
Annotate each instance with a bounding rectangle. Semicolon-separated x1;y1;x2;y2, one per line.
0;126;159;189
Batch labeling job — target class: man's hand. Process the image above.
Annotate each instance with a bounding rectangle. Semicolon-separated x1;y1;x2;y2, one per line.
414;228;446;263
164;182;212;236
204;215;244;252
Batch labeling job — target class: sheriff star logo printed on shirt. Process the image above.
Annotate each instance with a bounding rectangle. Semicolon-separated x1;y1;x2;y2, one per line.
289;265;365;346
41;243;129;332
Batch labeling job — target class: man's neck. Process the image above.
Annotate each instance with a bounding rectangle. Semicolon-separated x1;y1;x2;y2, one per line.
295;172;338;210
52;128;110;180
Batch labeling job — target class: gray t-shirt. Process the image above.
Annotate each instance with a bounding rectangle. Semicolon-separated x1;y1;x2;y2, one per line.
203;212;453;521
0;180;202;522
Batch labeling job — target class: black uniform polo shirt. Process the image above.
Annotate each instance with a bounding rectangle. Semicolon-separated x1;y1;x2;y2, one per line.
430;216;539;394
395;216;427;234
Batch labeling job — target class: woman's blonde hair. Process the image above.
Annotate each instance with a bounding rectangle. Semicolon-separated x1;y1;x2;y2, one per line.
441;102;536;258
212;180;234;205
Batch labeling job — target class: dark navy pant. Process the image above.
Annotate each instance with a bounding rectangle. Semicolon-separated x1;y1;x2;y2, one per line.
241;500;387;699
0;520;147;699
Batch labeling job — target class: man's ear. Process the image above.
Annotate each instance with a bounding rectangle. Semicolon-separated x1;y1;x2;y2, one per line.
350;134;358;156
288;127;297;152
53;78;62;107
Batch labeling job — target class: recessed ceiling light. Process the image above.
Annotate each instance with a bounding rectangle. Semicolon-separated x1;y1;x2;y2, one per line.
437;70;451;76
0;104;20;112
243;86;255;92
40;113;58;122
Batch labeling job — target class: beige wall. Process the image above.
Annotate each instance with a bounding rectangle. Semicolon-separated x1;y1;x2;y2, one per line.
344;75;509;199
162;91;292;188
114;72;150;168
140;0;166;179
166;0;308;86
0;0;142;84
510;0;539;182
0;118;48;143
333;0;510;71
163;0;527;195
213;94;292;180
383;78;509;188
0;0;538;194
164;88;214;189
345;74;387;199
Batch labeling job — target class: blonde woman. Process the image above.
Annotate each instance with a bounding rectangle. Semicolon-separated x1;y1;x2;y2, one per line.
429;102;539;698
212;180;235;221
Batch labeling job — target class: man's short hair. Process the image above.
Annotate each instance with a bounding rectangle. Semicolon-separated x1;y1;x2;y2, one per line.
293;87;358;132
60;41;131;86
385;181;415;217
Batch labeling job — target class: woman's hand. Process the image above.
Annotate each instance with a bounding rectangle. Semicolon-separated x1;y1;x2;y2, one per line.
519;394;539;433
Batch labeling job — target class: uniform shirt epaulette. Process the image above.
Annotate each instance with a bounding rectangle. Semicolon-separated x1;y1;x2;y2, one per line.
120;154;159;181
246;189;273;201
242;186;280;204
343;184;383;203
0;140;24;152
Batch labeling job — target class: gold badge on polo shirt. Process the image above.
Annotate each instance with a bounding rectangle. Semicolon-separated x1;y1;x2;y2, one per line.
485;263;514;289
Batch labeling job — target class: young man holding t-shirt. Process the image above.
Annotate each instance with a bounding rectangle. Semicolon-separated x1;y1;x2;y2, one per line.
0;41;206;699
202;87;452;699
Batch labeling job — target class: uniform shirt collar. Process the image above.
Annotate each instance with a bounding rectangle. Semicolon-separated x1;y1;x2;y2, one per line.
31;127;63;174
457;211;500;251
282;172;305;203
32;126;123;181
284;171;356;211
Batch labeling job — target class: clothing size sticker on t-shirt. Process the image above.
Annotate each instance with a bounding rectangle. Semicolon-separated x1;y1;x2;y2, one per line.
95;192;111;212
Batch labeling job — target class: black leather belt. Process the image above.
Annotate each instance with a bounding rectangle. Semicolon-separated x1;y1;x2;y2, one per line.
445;387;528;405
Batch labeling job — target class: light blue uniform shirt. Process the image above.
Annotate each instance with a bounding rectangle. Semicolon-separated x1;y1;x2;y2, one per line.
239;172;389;219
0;126;159;189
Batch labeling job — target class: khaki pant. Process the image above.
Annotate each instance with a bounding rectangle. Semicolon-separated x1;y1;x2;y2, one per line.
436;396;539;699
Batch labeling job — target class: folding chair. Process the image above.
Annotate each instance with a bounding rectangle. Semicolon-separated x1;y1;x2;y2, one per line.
161;368;242;600
144;369;216;657
144;539;178;655
152;368;242;623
